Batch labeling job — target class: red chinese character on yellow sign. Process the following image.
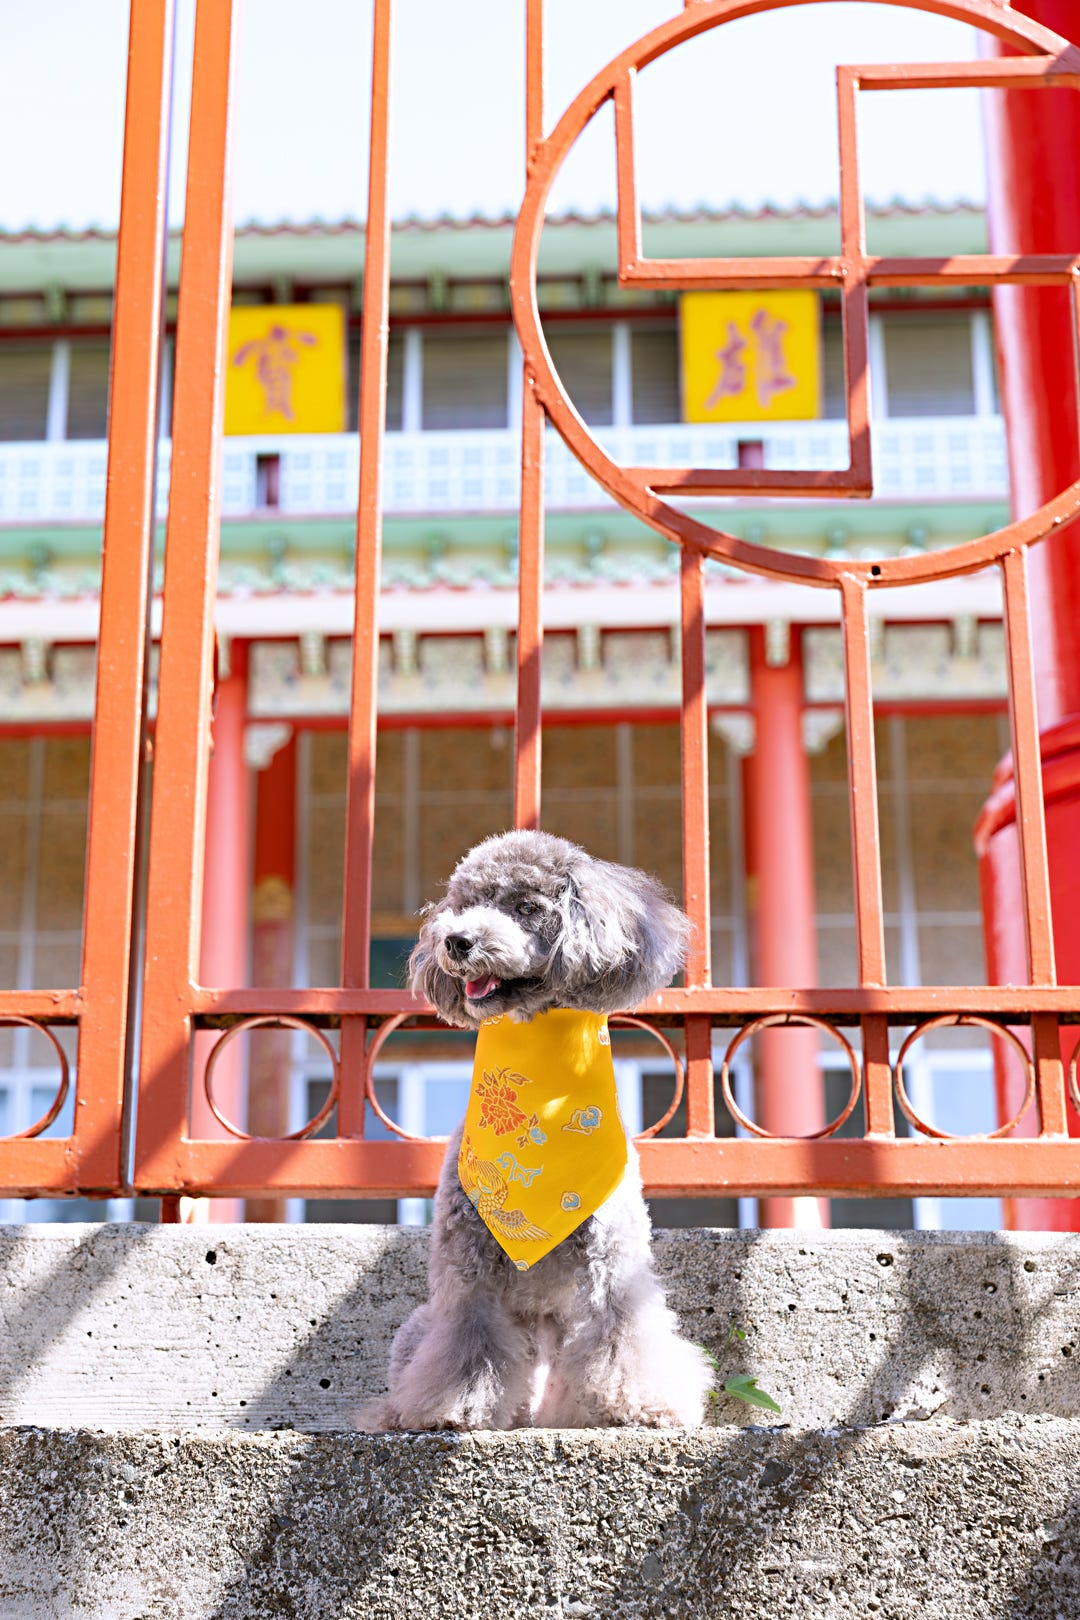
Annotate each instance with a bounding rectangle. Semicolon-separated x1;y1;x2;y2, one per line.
704;321;747;407
680;291;820;423
225;304;346;435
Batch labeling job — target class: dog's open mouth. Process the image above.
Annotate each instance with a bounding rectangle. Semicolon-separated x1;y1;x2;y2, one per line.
463;972;543;1004
465;974;502;1002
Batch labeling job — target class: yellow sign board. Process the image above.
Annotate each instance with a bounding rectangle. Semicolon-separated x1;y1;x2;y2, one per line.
225;303;346;435
680;290;820;423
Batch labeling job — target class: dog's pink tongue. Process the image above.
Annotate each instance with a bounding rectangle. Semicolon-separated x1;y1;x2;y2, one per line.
466;974;501;1000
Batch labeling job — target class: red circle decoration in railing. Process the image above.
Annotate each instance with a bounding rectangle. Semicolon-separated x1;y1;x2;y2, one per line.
510;0;1080;589
1058;1031;1080;1128
893;1015;1036;1139
203;1016;340;1141
718;1014;862;1139
3;1019;71;1141
608;1014;686;1140
362;1013;443;1142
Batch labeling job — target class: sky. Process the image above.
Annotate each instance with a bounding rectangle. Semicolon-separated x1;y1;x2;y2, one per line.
2;0;992;233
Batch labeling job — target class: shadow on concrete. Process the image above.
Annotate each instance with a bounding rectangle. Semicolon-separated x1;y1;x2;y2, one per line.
0;1223;159;1422
604;1225;1080;1618
187;1224;1080;1615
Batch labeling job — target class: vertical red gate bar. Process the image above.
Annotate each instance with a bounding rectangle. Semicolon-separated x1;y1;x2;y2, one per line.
0;0;174;1197
247;735;298;1221
839;576;894;1146
135;0;238;1197
338;0;395;1133
515;0;546;832
679;549;714;1140
75;0;179;1192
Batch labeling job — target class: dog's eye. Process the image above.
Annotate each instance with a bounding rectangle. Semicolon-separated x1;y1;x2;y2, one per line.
515;899;541;918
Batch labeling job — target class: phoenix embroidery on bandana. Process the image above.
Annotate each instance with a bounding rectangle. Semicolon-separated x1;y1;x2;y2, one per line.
459;1008;628;1269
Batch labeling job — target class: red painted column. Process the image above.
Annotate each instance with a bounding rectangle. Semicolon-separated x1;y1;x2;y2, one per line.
744;626;828;1229
980;4;1080;1229
246;732;297;1223
191;639;252;1223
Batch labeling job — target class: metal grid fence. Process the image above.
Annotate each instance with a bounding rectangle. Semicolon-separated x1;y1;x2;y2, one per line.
3;0;1080;1209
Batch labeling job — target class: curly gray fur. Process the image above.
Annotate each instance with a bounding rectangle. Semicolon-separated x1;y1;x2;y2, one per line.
408;828;690;1029
358;829;712;1432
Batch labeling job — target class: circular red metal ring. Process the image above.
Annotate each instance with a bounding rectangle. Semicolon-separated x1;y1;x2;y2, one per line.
894;1015;1035;1139
509;0;1080;590
1066;1031;1080;1121
3;1019;71;1141
719;1014;861;1139
608;1014;686;1140
362;1013;439;1142
203;1016;340;1141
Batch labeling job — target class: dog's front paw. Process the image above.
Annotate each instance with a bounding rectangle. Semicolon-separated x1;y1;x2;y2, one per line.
631;1395;709;1429
358;1376;513;1433
354;1396;401;1433
420;1378;510;1431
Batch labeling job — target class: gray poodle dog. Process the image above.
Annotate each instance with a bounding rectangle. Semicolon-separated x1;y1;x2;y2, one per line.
359;829;713;1431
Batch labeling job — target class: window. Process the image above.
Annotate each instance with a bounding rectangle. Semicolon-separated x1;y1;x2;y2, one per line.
630;325;680;424
545;325;613;426
66;341;111;439
883;313;975;416
421;329;508;430
0;343;51;440
821;319;846;419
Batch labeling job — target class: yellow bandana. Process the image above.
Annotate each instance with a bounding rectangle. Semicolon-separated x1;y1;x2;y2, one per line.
458;1008;628;1271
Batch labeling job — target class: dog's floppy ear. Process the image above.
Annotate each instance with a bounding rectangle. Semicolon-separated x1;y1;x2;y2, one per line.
556;856;690;1010
408;900;470;1027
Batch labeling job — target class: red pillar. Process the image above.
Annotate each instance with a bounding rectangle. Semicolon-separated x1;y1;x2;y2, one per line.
191;639;251;1223
980;4;1080;1229
246;732;297;1223
744;626;828;1228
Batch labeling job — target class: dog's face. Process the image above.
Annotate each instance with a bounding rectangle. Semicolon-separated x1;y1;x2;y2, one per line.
409;829;689;1029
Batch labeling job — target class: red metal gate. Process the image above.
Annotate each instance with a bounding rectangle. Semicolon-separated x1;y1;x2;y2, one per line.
0;2;173;1199
6;0;1080;1208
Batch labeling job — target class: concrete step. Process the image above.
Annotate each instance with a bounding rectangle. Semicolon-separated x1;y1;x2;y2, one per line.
3;1420;1080;1618
4;1225;1080;1617
2;1224;1080;1430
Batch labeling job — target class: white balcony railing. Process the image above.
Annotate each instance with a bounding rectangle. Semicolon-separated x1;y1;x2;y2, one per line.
0;417;1009;528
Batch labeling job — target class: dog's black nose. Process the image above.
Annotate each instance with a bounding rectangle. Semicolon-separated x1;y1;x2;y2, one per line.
445;933;472;961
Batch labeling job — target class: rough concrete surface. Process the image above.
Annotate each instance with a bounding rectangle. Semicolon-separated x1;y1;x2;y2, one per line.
3;1420;1080;1619
6;1226;1080;1617
2;1224;1080;1429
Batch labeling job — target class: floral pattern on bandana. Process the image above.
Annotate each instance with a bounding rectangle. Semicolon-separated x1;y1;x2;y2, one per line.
475;1066;530;1137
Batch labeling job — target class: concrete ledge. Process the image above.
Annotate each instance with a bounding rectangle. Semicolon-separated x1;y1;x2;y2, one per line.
3;1421;1080;1618
2;1224;1080;1429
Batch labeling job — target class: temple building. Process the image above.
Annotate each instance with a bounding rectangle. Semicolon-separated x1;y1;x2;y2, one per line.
0;202;1012;1227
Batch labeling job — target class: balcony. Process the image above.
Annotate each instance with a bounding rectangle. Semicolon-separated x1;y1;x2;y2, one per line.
0;417;1009;528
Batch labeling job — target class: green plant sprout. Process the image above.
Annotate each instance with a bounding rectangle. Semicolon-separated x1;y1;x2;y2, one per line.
720;1374;782;1415
699;1325;782;1418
